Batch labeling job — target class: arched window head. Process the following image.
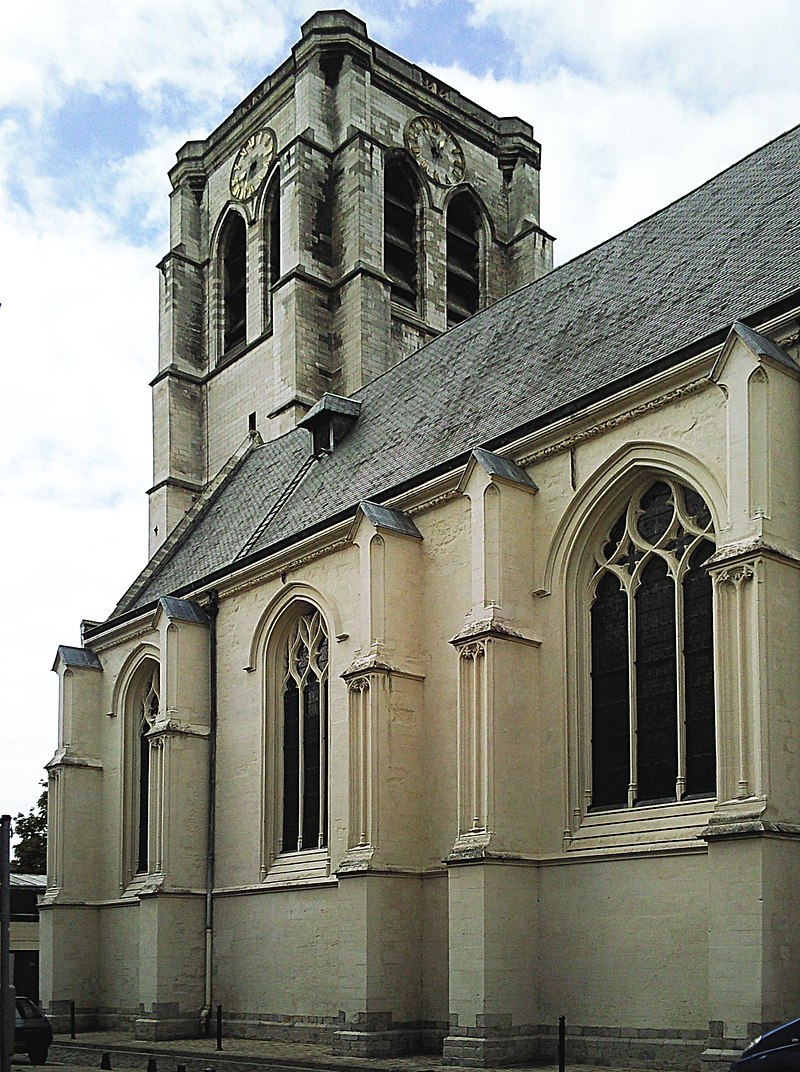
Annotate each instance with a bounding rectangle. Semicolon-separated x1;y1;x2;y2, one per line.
589;479;715;809
134;661;159;874
446;192;481;327
280;608;329;852
384;159;419;309
221;212;247;352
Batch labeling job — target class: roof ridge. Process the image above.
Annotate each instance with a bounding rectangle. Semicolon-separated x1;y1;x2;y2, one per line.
236;452;318;559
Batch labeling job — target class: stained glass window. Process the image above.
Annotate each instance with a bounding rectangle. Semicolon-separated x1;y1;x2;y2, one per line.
281;610;329;852
589;479;716;808
136;665;159;874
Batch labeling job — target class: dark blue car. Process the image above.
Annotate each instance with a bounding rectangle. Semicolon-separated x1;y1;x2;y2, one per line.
14;996;53;1065
731;1019;800;1072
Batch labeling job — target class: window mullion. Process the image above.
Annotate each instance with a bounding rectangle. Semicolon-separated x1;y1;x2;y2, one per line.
297;682;305;851
627;577;637;808
318;675;326;848
675;565;687;800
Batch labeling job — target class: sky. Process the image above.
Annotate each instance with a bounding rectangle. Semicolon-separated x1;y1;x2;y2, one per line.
2;0;800;830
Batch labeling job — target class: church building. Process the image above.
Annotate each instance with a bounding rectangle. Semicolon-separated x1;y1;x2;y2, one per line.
41;10;800;1070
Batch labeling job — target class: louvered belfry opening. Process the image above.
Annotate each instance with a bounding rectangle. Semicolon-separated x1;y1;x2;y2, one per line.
589;480;716;809
221;212;247;351
267;173;281;291
384;159;418;309
446;192;480;327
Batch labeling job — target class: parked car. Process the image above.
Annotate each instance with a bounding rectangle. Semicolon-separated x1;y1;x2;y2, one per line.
731;1018;800;1072
14;996;53;1065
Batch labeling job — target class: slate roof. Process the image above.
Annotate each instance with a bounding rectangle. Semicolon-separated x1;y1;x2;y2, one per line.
112;123;800;622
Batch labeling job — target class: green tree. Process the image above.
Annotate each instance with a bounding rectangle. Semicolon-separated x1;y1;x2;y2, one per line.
12;782;47;875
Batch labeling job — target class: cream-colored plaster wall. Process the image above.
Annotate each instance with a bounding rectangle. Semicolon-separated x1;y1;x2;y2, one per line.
537;853;709;1029
98;904;140;1012
10;921;38;949
421;872;449;1023
213;886;340;1017
40;905;100;1009
761;838;800;1020
761;557;800;820
418;497;472;864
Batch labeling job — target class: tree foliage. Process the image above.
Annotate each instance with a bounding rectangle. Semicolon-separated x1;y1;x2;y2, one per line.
12;782;47;875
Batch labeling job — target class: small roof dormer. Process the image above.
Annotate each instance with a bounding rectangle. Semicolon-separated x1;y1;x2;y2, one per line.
299;393;362;458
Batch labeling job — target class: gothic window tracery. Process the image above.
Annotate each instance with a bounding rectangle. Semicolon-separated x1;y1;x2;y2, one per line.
133;661;159;875
384;159;419;309
280;609;329;852
589;479;715;808
446;192;480;327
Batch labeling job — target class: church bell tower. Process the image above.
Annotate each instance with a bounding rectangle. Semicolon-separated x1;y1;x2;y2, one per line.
149;10;553;555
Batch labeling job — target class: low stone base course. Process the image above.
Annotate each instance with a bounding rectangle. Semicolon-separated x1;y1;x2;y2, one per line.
333;1027;445;1057
442;1032;539;1067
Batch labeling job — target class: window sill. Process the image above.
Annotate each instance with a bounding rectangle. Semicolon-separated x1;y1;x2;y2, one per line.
262;848;330;886
566;797;716;856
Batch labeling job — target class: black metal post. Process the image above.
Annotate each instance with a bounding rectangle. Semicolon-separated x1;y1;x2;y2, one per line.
216;1004;223;1051
0;815;12;1072
558;1015;566;1072
70;998;76;1038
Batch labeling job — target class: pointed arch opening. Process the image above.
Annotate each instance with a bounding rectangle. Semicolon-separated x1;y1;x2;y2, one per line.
446;191;481;327
588;478;716;808
122;656;160;882
263;600;331;879
265;171;281;322
220;211;247;352
384;158;419;310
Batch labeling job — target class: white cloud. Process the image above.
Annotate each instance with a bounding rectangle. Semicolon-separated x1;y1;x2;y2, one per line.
0;0;317;118
428;1;800;262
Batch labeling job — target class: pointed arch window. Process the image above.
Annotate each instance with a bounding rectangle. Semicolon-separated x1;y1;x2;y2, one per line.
589;480;715;809
446;193;480;327
384;159;419;309
221;212;247;351
280;609;329;853
266;173;281;294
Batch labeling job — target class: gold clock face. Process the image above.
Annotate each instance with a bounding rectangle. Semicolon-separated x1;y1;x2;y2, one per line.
404;115;466;186
230;128;276;200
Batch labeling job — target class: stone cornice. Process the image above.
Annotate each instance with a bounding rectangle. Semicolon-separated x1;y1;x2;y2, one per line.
449;617;540;648
516;375;708;468
341;653;425;682
702;819;800;841
707;537;800;570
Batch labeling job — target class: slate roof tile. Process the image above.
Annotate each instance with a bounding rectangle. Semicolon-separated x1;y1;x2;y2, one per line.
116;123;800;619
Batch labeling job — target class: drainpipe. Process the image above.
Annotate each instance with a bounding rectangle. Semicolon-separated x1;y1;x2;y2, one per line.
201;590;219;1035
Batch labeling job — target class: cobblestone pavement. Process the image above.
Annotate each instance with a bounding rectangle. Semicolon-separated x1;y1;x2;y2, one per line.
36;1033;633;1072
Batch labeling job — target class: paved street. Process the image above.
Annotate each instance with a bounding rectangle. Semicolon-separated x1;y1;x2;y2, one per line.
15;1034;639;1072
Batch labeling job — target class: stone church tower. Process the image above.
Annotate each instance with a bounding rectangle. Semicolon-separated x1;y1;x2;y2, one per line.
150;9;552;556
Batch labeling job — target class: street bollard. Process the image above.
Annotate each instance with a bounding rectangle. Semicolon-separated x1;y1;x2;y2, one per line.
70;1000;76;1039
100;1053;112;1070
558;1015;566;1072
216;1005;223;1051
